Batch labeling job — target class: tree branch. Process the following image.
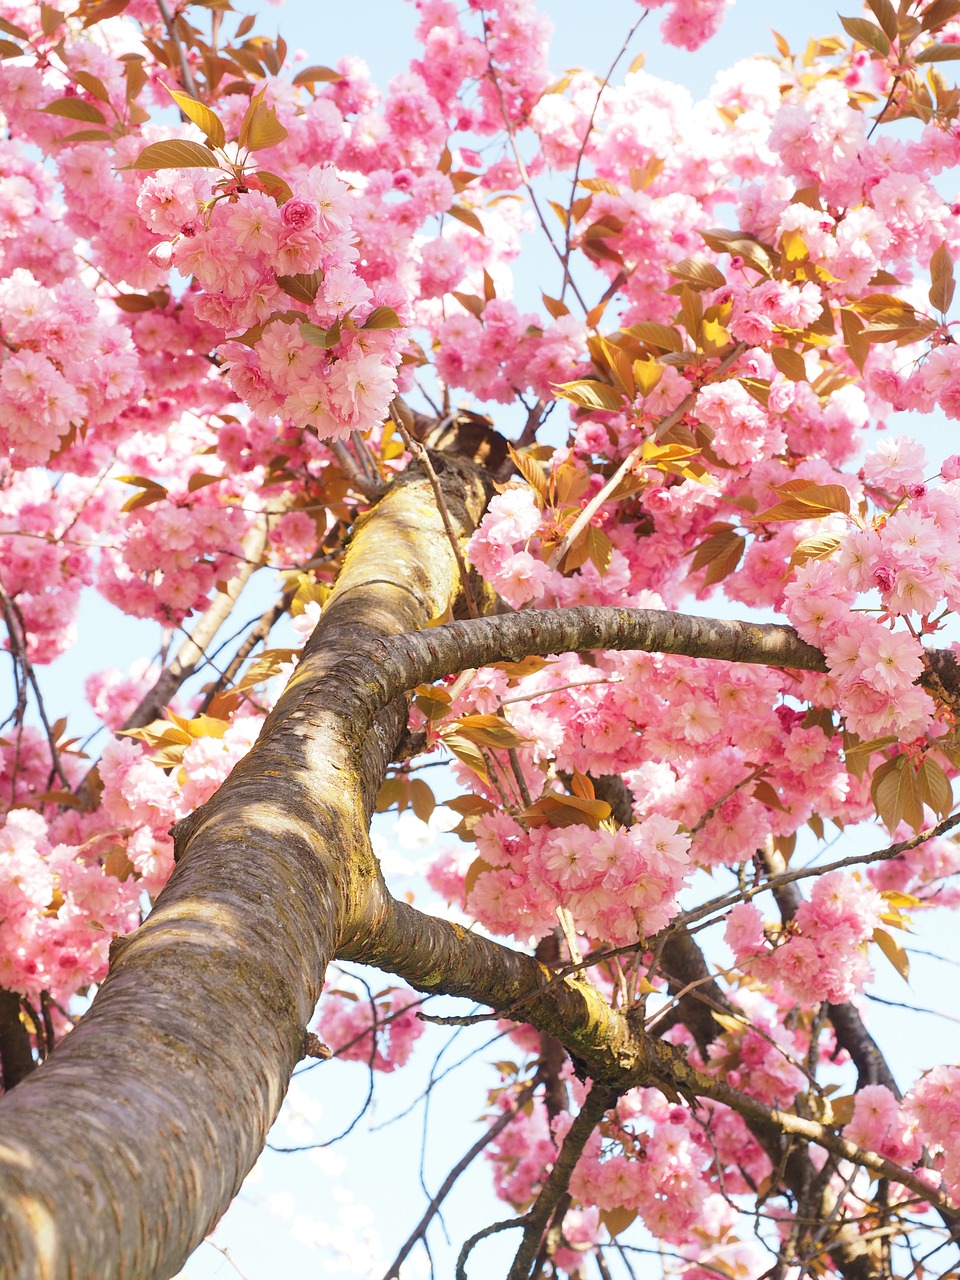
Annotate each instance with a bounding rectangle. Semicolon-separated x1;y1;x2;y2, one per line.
506;1081;617;1280
0;990;34;1092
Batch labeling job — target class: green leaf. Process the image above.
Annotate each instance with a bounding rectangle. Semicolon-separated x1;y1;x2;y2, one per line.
120;139;222;170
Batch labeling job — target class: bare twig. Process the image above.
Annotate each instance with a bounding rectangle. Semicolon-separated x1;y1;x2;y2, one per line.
549;342;749;569
560;14;647;305
330;439;381;501
0;582;72;792
389;406;481;618
381;1081;536;1280
155;0;200;98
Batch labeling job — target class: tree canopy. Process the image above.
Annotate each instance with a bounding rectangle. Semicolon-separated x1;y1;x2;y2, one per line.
2;0;960;1277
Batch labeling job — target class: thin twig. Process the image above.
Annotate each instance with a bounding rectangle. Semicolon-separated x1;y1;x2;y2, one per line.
549;342;748;569
479;17;589;316
0;582;72;791
381;1081;536;1280
331;438;381;501
389;406;481;618
560;14;647;304
155;0;200;98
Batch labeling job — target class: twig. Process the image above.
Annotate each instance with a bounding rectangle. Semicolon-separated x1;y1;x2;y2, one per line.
0;582;72;792
389;406;481;618
505;1080;617;1280
560;14;647;304
196;595;289;715
381;1081;536;1279
548;342;748;570
479;18;589;316
155;0;200;98
330;438;381;501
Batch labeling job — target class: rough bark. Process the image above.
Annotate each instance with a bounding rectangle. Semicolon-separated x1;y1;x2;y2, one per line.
0;462;956;1277
0;463;488;1279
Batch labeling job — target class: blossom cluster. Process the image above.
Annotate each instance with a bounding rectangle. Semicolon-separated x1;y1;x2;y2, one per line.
724;872;884;1004
313;982;424;1072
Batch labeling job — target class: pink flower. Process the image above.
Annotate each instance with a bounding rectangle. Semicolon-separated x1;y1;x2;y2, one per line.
280;198;317;229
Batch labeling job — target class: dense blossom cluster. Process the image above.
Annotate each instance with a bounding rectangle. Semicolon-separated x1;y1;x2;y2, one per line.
3;0;960;1273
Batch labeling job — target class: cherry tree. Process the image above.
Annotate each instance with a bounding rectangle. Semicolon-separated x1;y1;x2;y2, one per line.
3;0;960;1276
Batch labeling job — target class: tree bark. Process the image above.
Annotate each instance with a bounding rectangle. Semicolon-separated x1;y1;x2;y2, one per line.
0;461;956;1277
0;463;488;1279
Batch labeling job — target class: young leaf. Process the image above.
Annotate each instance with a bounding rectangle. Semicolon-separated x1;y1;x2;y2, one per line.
929;241;956;313
872;927;910;982
120;139;221;170
554;379;622;413
447;714;527;750
163;83;226;148
292;64;343;85
448;204;484;234
871;755;923;833
362;306;402;330
41;98;107;124
689;527;745;586
839;14;891;56
519;793;612;830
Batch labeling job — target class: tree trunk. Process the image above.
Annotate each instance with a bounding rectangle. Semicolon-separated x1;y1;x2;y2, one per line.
1;461;955;1277
0;463;487;1279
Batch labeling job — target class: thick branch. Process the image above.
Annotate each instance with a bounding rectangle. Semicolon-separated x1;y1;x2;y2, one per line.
0;990;34;1092
0;463;489;1278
